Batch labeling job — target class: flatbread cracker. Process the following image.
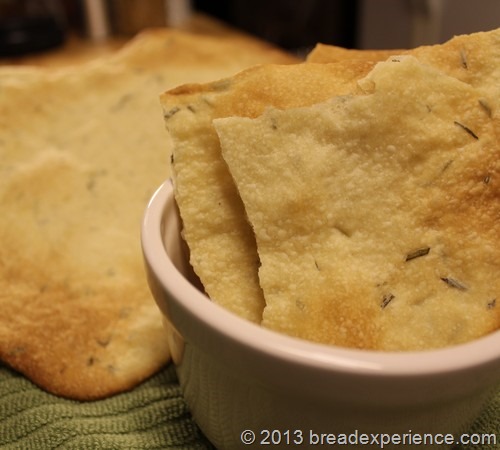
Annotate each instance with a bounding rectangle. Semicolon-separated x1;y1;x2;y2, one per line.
214;56;500;351
161;61;374;322
161;28;499;328
307;45;404;63
0;28;296;400
308;28;500;98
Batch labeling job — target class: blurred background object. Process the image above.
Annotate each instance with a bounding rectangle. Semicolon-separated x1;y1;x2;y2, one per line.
82;0;109;40
1;0;498;59
193;0;499;53
193;0;358;56
80;0;192;41
0;0;66;56
358;0;500;48
106;0;191;37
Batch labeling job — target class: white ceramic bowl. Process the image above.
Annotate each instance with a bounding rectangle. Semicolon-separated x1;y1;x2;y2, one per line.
141;179;500;450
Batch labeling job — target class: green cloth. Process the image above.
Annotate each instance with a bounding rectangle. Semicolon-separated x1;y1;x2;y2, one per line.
0;363;214;449
0;362;498;449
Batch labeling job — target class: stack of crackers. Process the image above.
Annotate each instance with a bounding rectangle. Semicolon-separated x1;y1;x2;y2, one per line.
162;28;500;351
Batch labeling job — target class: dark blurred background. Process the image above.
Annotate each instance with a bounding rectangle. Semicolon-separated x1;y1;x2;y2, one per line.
193;0;358;54
0;0;499;57
193;0;500;52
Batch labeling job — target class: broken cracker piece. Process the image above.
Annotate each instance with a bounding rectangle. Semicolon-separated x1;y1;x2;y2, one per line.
215;56;499;351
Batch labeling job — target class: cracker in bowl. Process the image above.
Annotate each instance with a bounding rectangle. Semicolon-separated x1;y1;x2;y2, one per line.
161;28;499;348
308;28;500;100
161;61;376;323
214;55;499;350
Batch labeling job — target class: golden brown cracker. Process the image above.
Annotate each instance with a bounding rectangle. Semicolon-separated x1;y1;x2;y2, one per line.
215;56;499;350
308;28;500;98
307;44;404;63
0;28;296;399
161;61;374;322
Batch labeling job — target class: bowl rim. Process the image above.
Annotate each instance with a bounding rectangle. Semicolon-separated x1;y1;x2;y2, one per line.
141;179;500;378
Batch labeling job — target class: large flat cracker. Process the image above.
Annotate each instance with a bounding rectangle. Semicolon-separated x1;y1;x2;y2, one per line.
160;61;374;322
0;28;296;399
161;28;499;327
307;45;404;63
214;56;500;350
308;28;500;99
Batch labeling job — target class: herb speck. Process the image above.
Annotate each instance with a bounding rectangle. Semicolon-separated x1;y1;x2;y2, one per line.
381;293;394;309
478;99;492;117
441;277;467;291
454;121;478;140
405;247;430;261
460;50;468;69
163;106;180;119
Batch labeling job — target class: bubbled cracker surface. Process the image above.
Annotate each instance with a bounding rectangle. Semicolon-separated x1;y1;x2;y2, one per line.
308;28;500;101
161;61;375;323
0;28;297;399
215;56;500;350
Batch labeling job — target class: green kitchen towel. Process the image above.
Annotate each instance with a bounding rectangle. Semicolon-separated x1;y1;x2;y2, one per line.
0;362;498;449
0;363;214;449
